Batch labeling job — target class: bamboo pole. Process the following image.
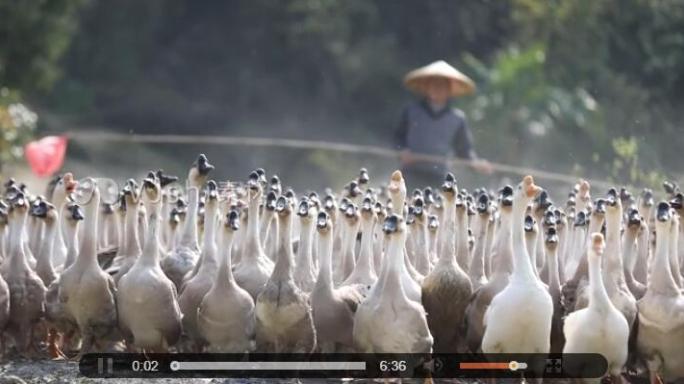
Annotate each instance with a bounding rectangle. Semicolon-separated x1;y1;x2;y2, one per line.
64;131;613;189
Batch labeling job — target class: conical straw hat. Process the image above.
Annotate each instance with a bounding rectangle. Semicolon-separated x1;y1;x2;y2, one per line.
403;60;476;97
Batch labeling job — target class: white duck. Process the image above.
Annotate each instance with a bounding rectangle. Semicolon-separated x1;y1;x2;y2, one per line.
162;154;213;289
178;180;222;349
55;179;118;355
353;213;433;353
255;195;316;353
603;189;638;331
233;171;275;301
481;175;553;353
464;185;515;353
334;199;359;284
386;170;422;302
198;209;256;353
637;201;684;384
623;207;646;299
109;180;142;283
32;200;59;287
468;193;491;290
421;173;473;353
117;175;182;352
293;197;318;293
61;202;83;270
342;197;378;287
2;190;47;356
563;233;629;382
311;211;366;352
409;196;431;276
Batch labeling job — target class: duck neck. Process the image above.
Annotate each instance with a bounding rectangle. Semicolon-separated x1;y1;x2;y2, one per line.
8;210;29;269
588;253;612;310
546;244;561;292
217;229;236;286
412;217;429;273
198;203;219;273
622;227;639;281
315;230;334;293
272;214;293;280
384;231;406;289
122;201;141;256
525;231;539;277
511;202;538;282
64;221;79;268
76;195;100;268
492;208;514;277
140;202;161;266
244;195;263;260
650;222;679;295
469;213;489;280
296;218;315;273
340;218;358;275
356;215;376;274
179;187;200;249
53;194;68;255
438;198;457;264
39;219;58;268
604;211;625;283
456;208;469;271
669;218;683;287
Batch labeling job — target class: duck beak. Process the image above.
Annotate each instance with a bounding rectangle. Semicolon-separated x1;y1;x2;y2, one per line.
525;178;542;198
63;173;77;193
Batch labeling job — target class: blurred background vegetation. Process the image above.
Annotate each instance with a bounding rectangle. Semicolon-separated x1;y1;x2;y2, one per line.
1;0;683;192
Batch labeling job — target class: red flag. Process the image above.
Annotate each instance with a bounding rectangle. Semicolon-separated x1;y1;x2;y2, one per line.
24;135;68;178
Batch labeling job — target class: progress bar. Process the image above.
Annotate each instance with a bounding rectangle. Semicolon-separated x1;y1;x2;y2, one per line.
170;361;366;371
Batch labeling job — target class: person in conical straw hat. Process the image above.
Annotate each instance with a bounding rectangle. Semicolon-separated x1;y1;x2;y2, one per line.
395;60;492;188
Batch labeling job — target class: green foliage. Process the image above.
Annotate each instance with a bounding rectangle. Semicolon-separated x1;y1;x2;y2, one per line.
0;0;85;92
0;88;37;167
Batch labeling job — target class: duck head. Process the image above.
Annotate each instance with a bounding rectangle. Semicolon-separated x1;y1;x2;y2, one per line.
269;175;282;195
578;180;591;206
499;185;514;209
247;171;263;199
411;196;426;222
663;180;680;197
30;198;56;223
593;198;608;219
626;207;642;230
619;187;634;207
204;180;219;209
524;215;537;234
545;226;559;250
358;168;370;185
323;193;337;215
155;169;179;188
226;209;240;232
122;179;140;206
590;232;605;256
297;197;316;222
188;154;214;187
360;197;375;221
142;175;162;204
383;214;405;236
423;187;435;206
656;201;672;224
65;202;85;223
441;173;457;199
514;175;542;208
574;210;589;228
316;211;332;235
388;170;406;200
374;201;386;222
346;181;362;199
343;201;359;225
427;214;439;232
533;189;553;215
476;193;490;216
264;190;278;213
542;207;557;229
640;189;654;209
275;195;292;218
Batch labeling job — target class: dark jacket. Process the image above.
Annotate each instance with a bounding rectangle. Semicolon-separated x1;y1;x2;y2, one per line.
394;100;476;174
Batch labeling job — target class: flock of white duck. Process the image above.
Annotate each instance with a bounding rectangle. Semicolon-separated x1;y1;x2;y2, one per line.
0;154;682;383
